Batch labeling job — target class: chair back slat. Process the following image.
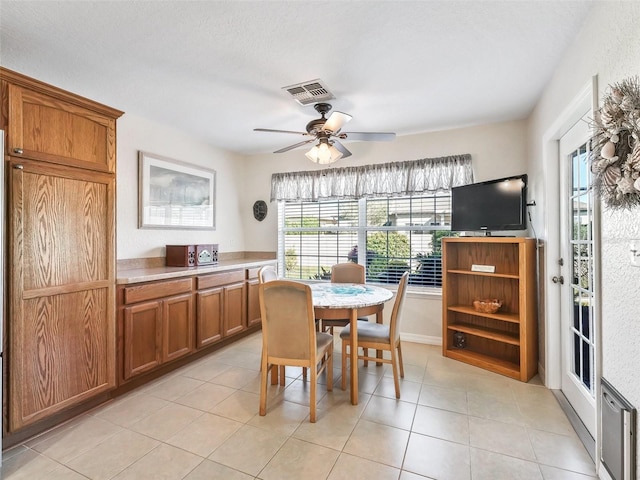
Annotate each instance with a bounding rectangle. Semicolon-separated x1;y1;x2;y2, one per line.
331;263;365;284
258;265;278;283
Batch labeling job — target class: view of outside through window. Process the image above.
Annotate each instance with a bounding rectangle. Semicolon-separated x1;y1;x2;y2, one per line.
570;142;595;393
281;194;454;286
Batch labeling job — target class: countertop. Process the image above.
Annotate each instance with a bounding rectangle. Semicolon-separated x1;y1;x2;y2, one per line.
117;258;277;285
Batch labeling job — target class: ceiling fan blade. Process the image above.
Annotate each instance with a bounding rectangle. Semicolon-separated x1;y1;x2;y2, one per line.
341;132;396;142
274;139;316;153
254;128;310;136
332;140;352;159
322;111;352;133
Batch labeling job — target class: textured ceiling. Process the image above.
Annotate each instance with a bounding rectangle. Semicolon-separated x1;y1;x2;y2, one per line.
0;1;594;156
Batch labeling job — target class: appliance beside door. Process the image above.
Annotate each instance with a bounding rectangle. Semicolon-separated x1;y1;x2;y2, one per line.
1;130;4;463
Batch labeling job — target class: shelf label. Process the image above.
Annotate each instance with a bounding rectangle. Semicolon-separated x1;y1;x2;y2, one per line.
471;264;496;273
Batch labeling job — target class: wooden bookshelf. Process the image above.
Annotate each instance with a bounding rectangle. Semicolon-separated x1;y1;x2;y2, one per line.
441;237;538;381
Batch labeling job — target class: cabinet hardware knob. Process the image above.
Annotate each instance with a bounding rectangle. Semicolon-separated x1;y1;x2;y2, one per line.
552;275;564;285
14;164;24;170
13;148;23;155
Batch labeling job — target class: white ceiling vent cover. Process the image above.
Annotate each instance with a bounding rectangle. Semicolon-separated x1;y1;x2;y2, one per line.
282;79;335;105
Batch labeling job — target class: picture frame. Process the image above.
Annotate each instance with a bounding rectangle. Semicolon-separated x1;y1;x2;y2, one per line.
138;151;216;229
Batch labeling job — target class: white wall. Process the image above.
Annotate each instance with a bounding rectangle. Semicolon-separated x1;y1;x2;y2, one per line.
117;113;247;259
527;1;640;474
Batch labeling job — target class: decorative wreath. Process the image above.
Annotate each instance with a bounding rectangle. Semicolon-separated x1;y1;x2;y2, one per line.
591;76;640;209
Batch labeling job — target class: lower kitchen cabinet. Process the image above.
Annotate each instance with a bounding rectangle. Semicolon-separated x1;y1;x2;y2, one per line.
121;278;194;380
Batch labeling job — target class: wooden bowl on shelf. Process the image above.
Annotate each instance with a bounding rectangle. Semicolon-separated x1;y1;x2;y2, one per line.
473;299;502;314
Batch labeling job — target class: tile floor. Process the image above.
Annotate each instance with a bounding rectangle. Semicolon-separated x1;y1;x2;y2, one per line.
2;332;598;479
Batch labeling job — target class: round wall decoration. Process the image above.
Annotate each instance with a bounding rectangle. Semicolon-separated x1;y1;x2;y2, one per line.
591;76;640;209
253;200;268;221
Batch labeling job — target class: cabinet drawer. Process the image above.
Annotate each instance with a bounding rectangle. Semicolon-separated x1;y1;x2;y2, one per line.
197;270;244;289
124;278;193;304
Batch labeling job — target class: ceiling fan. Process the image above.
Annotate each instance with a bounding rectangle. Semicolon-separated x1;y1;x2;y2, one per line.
254;103;396;164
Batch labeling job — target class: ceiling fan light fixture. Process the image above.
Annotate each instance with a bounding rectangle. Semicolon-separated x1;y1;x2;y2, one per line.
305;142;342;164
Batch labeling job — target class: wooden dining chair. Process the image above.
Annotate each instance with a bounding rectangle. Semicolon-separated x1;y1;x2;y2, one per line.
321;262;367;334
258;265;278;283
259;280;333;422
340;271;409;398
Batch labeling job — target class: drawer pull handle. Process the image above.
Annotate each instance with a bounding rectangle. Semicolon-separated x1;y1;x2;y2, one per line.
14;164;24;170
13;148;23;155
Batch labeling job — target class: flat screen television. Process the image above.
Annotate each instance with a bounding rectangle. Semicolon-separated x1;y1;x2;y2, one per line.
451;174;528;233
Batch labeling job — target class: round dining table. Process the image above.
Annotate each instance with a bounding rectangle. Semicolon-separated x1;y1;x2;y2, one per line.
310;283;393;405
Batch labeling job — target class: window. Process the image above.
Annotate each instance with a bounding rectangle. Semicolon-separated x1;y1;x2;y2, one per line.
279;193;453;287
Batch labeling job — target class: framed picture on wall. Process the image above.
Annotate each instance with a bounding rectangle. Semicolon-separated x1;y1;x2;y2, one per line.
138;151;216;229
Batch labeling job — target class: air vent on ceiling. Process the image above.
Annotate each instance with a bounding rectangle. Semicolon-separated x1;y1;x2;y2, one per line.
282;79;335;105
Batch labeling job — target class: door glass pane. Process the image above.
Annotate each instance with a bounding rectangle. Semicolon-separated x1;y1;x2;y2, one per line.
568;142;595;397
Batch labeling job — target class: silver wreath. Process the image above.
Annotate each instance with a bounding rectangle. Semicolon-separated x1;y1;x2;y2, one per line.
591;76;640;209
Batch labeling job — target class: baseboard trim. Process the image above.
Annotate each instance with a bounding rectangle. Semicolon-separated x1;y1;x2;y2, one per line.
401;333;441;346
551;389;596;463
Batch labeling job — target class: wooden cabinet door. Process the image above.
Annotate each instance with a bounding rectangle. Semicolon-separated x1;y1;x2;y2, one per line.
8;160;116;431
196;287;224;348
246;278;261;327
123;301;162;380
224;282;246;336
5;83;118;173
163;293;194;362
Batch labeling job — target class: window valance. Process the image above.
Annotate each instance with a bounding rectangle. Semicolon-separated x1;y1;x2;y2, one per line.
270;154;473;202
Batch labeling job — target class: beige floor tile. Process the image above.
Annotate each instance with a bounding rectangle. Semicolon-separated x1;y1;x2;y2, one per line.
328;452;400;480
469;447;543;480
183;458;254;479
383;362;426;384
258;437;339;480
1;448;64;480
316;387;372;417
412;404;470;444
130;402;204;441
403;432;471;480
399;471;432;479
208;424;288;476
528;429;596;476
361;395;417;430
144;374;205;401
30;416;124;463
180;357;233;382
45;463;93;479
418;383;468;414
248;399;312;435
374;376;422;403
538;464;600;479
94;392;169;427
469;416;536;460
209;365;261;389
111;443;203;480
65;429;159;479
292;408;359;450
467;390;527;425
166;412;243;457
209;389;261;423
343;419;410;468
174;381;237;411
277;377;330;407
518;395;576;436
214;349;262;370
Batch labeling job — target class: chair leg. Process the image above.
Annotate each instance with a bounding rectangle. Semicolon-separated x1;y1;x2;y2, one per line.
302;367;308;382
363;348;368;367
397;340;405;378
327;348;333;392
389;346;401;399
341;340;347;391
279;366;285;386
310;364;317;423
260;358;268;416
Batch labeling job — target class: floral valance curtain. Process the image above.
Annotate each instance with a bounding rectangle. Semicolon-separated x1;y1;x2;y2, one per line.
270;154;473;202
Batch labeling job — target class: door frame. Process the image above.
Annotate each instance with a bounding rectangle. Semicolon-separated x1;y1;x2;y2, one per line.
541;75;602;465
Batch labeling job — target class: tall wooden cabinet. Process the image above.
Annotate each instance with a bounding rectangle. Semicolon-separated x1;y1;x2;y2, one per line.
1;68;123;432
441;237;538;382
